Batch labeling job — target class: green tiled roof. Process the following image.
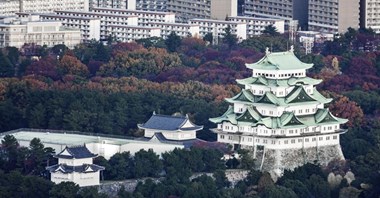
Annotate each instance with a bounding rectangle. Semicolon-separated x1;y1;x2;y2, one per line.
236;107;261;122
209;106;237;124
225;89;257;104
257;92;281;105
246;51;313;70
236;76;322;87
210;107;347;129
285;86;317;103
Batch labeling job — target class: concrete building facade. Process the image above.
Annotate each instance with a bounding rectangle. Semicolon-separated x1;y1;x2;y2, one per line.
308;0;360;33
167;0;237;22
244;0;309;29
0;0;89;16
189;18;247;40
0;15;81;48
360;0;380;33
90;0;136;10
228;16;285;37
136;0;167;11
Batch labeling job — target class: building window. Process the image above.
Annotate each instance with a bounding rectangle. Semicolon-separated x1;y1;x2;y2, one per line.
312;138;316;141
284;140;288;144
305;138;309;142
319;137;323;141
220;135;225;139
271;140;275;144
333;135;337;140
298;139;302;143
228;136;233;140
291;139;295;144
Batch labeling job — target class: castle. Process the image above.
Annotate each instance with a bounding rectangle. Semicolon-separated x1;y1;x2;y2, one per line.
210;47;348;176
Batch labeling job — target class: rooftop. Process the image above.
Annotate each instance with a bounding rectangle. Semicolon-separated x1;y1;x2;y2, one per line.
246;49;313;70
55;145;97;159
138;113;203;131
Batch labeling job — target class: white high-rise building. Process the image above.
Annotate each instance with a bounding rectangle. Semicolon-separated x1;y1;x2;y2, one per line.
210;48;348;176
360;0;380;33
244;0;309;29
136;0;167;11
167;0;237;22
308;0;360;33
90;0;136;10
0;0;89;16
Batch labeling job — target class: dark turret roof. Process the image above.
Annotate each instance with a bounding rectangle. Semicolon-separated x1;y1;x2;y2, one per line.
55;145;97;159
46;164;104;173
138;113;203;131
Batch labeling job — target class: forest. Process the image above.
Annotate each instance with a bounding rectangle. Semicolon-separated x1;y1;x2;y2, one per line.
0;28;379;197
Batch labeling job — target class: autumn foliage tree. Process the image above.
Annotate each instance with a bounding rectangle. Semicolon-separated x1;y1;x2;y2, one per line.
58;55;89;77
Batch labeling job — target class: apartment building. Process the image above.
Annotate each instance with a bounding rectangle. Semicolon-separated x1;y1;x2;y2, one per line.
40;14;101;41
0;15;81;48
146;22;200;38
40;9;194;42
167;0;237;22
244;0;309;29
91;7;176;25
308;0;360;33
90;0;136;10
360;0;380;33
136;0;167;11
189;18;246;40
104;25;160;42
0;0;89;16
228;16;285;37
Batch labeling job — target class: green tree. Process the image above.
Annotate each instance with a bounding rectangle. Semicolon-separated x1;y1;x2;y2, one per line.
222;25;238;49
49;182;80;198
0;135;19;171
165;32;182;52
260;185;298;198
213;169;230;189
0;51;15;77
133;149;163;178
306;174;331;198
203;33;214;45
263;25;280;36
78;187;107;198
106;152;133;180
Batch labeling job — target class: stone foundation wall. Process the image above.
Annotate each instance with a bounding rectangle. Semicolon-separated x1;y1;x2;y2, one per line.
256;144;344;176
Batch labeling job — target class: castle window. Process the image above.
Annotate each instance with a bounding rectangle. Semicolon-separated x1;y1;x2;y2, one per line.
272;130;275;134
299;109;302;113
271;140;275;144
284;140;288;144
319;137;323;141
220;135;225;139
256;139;259;143
306;109;310;113
326;136;330;140
333;135;337;140
269;111;273;115
305;138;309;142
281;130;285;134
291;139;295;144
312;138;316;141
249;138;253;142
289;130;293;134
263;140;268;143
228;136;233;140
298;139;302;143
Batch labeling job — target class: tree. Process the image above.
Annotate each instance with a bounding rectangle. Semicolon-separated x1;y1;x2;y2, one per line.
165;32;182;52
106;152;133;180
213;169;230;189
133;149;163;178
203;33;214;45
306;174;331;198
0;135;19;171
263;25;280;36
49;182;80;198
260;185;298;198
222;25;238;49
0;51;15;77
58;55;89;77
